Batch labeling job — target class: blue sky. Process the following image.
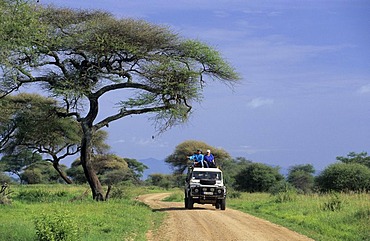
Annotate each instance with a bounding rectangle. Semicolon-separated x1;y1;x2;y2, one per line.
40;0;370;171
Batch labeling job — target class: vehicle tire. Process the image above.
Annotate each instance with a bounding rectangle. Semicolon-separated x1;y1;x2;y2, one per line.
187;196;194;209
184;197;188;209
215;202;220;209
221;199;226;210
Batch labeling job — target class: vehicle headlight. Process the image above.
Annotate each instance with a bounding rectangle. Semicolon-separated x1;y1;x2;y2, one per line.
217;189;222;194
202;188;207;191
194;188;199;193
210;188;215;192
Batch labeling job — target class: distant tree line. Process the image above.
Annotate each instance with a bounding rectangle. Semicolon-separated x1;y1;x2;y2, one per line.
1;133;369;194
148;141;370;194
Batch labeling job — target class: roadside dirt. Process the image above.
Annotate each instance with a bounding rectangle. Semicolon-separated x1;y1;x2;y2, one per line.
138;193;315;241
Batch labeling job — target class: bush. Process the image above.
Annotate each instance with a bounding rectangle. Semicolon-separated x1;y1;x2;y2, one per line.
34;210;79;241
269;181;297;203
17;189;68;202
234;163;284;192
0;182;12;205
322;193;342;211
316;163;370;192
228;189;242;199
109;185;130;199
0;172;12;184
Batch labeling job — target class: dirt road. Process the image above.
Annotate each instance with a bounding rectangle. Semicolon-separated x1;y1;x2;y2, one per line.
138;193;315;241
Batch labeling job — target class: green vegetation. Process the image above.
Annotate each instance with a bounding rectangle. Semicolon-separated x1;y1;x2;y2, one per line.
0;0;239;200
158;188;370;241
0;184;166;241
1;184;370;241
228;192;370;241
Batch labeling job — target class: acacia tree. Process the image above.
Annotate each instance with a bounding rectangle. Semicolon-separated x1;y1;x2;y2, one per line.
0;93;81;184
0;2;239;200
0;150;42;181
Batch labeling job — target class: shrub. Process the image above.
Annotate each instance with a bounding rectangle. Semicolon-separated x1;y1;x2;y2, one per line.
0;182;12;205
322;193;342;211
228;189;242;199
234;163;284;192
34;210;79;241
17;189;68;202
316;163;370;192
0;173;12;184
269;181;297;203
109;186;129;199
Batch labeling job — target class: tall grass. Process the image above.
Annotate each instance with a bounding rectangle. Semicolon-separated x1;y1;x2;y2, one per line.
228;192;370;241
0;184;166;241
2;184;369;241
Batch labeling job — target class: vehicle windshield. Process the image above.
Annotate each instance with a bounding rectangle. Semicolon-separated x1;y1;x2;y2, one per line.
192;171;221;180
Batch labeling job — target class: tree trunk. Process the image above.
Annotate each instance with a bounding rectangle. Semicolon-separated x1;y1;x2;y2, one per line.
52;161;73;184
80;124;105;201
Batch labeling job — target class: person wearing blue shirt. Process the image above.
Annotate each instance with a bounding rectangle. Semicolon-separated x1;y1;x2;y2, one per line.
188;149;207;168
204;149;216;167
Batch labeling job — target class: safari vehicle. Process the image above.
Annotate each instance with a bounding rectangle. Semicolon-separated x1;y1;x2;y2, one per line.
184;166;227;210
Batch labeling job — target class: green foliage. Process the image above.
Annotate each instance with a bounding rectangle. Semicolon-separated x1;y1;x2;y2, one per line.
67;155;146;185
21;161;63;184
336;151;370;168
125;158;148;180
227;189;242;199
146;173;176;189
66;165;86;184
162;189;183;202
269;181;298;203
34;210;80;241
316;162;370;192
0;182;12;204
234;162;284;192
1;185;166;241
17;189;68;203
1;1;239;200
109;185;130;200
100;169;134;185
0;0;44;61
0;93;81;152
0;172;12;184
228;192;370;241
322;193;342;212
221;157;253;188
0;150;43;179
287;164;315;194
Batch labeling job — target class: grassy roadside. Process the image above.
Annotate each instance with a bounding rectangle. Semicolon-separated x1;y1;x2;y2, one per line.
162;189;370;241
228;192;370;241
0;184;166;241
2;185;369;241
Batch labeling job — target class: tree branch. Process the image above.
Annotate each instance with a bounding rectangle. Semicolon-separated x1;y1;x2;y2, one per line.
93;105;170;130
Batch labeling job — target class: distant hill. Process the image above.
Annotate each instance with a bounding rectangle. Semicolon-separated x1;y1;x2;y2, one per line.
139;158;172;180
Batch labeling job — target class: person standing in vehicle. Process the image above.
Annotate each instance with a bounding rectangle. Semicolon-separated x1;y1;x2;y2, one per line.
204;149;216;167
188;149;207;167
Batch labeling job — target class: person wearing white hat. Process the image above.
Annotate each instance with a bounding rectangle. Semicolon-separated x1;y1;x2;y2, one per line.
204;149;216;167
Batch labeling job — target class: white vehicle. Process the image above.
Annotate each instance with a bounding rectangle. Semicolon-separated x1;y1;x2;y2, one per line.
184;166;227;210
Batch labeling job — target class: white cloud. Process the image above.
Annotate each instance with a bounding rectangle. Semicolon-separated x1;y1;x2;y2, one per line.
358;84;370;94
247;97;274;108
232;145;288;155
114;139;126;143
